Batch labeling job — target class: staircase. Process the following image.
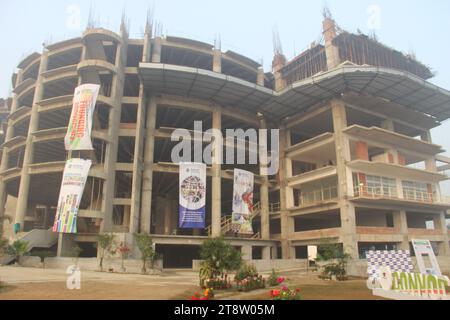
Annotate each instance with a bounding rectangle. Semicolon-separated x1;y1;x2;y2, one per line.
205;202;261;237
1;228;58;265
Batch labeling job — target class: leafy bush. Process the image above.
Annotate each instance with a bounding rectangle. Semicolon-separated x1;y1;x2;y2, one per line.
316;240;350;281
236;275;265;292
267;268;280;286
6;240;29;264
199;236;242;287
97;233;116;271
235;263;257;281
133;232;156;274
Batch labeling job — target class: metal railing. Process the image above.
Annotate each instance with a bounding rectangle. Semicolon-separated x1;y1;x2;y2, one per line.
353;185;398;199
269;202;281;213
299;186;338;206
402;187;435;203
354;185;441;204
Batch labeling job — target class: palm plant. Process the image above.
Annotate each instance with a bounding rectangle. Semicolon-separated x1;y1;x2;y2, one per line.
6;240;29;265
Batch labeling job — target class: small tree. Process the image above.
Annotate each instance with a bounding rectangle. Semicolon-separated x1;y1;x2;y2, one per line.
6;240;29;265
316;240;351;281
97;233;115;271
199;236;242;286
117;242;131;272
133;232;156;274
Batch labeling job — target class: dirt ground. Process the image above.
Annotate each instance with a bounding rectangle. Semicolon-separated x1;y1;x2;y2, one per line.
1;266;447;300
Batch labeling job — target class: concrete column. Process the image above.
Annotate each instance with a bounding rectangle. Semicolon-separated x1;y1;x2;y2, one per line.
140;97;157;233
151;36;162;63
241;245;252;260
256;67;265;86
163;196;172;235
0;70;23;227
271;246;278;259
258;116;270;240
331;100;358;260
129;30;152;233
393;210;409;250
435;212;450;255
211;108;222;237
100;29;127;232
279;126;292;259
322;17;340;69
14;51;48;231
421;130;437;172
57;233;75;257
212;49;221;73
262;246;271;260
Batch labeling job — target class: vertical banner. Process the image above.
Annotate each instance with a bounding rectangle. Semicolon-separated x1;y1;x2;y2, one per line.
412;239;442;276
65;83;100;150
53;158;92;233
179;162;206;228
232;169;254;234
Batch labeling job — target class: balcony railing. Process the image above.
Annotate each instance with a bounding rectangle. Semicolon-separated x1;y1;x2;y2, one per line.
353;185;398;199
402;187;435;203
354;185;442;204
299;186;338;206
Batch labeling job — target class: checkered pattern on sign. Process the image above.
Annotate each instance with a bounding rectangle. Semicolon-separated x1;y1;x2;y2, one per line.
366;250;413;278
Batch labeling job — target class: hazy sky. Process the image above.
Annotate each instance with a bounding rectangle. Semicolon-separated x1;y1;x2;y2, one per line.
1;0;449;191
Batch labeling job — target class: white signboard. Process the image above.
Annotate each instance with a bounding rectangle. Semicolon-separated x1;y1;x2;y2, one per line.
412;239;442;276
65;84;100;150
52;158;92;233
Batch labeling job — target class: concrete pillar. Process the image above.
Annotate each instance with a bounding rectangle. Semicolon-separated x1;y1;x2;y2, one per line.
421;130;437;172
0;70;23;228
129;30;152;233
256;67;265;86
212;49;221;73
393;210;409;250
435;212;450;255
15;50;48;231
211;108;222;237
322;17;340;69
140;97;157;233
258;116;270;240
151;36;162;63
100;29;127;232
272;54;286;91
163;196;173;235
279;126;292;259
262;246;271;260
57;233;76;257
271;246;278;259
241;245;252;260
331;100;358;260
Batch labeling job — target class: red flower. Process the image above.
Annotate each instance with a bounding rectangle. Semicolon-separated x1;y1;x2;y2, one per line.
271;289;280;297
277;277;285;284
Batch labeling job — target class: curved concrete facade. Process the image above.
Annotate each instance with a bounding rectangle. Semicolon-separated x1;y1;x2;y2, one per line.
1;18;449;272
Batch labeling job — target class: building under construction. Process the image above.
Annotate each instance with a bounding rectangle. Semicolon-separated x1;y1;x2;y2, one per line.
1;14;450;273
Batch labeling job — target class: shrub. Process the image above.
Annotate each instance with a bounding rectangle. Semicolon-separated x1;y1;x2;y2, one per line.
133;232;156;274
199;236;242;287
235;263;257;281
267;268;280;286
316;240;350;281
6;240;29;264
97;233;116;271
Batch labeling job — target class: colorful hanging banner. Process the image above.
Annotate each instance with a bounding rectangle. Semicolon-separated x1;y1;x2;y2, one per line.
179;162;206;228
53;158;92;233
231;169;254;234
65;83;100;150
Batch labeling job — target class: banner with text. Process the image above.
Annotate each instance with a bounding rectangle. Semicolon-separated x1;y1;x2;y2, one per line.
179;162;206;228
232;169;254;234
53;158;92;233
65;83;100;150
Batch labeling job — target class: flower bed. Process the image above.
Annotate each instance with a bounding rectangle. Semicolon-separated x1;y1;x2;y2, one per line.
269;277;301;300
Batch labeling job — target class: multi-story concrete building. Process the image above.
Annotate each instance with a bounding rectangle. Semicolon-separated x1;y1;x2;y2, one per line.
1;15;449;272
